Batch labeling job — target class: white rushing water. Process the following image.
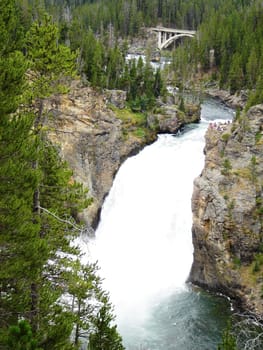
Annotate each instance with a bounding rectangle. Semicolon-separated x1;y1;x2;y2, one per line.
91;125;207;327
89;99;234;349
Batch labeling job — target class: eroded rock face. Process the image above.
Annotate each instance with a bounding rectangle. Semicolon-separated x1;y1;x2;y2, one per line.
46;81;200;228
189;104;263;315
46;82;200;229
205;87;248;109
46;82;149;228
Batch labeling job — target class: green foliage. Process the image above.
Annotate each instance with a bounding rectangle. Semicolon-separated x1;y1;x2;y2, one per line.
6;320;42;350
0;0;28;115
246;66;263;109
221;158;232;175
125;59;161;111
25;13;77;99
171;40;198;86
88;295;124;350
255;131;262;143
217;322;237;350
234;108;241;122
69;26;164;109
221;133;231;142
0;5;124;350
252;253;263;273
60;0;233;37
133;127;146;139
0;1;40;341
23;0;263;108
160;0;263;105
233;256;241;269
4;1;263;349
179;97;186;112
228;200;235;211
111;104;152;140
111;105;146;125
250;156;257;183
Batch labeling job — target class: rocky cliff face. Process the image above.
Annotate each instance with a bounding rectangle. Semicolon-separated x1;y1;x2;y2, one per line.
46;81;200;229
205;87;248;109
46;82;147;229
190;104;263;315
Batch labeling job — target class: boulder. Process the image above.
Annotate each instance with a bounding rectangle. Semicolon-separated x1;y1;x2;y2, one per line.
147;103;200;134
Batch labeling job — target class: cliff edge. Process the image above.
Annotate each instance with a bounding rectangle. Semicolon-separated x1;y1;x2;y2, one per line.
190;104;263;315
46;81;200;229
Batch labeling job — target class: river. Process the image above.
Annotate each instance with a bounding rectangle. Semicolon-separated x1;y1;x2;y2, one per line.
90;97;235;349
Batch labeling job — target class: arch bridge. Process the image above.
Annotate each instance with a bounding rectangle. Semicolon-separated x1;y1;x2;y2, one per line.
150;27;196;50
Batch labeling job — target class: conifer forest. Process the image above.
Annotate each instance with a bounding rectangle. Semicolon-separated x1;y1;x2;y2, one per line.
0;0;262;349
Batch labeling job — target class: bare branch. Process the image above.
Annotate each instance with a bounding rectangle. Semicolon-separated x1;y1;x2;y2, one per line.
38;206;94;238
38;205;83;232
233;312;263;350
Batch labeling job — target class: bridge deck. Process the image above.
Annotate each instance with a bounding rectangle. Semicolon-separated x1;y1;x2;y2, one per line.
150;27;196;35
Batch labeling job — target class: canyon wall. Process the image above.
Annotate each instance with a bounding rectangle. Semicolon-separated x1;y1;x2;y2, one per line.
190;104;263;315
46;81;199;229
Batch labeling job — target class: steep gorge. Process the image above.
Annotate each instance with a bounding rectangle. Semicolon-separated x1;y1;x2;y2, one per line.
190;104;263;315
46;81;200;228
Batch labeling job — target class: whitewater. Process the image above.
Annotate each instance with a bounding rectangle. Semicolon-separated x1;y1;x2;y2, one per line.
87;98;234;349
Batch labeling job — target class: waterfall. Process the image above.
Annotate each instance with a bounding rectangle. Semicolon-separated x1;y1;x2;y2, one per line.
89;99;234;349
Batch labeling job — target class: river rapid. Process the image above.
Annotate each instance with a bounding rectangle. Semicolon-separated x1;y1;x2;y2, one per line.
89;97;235;349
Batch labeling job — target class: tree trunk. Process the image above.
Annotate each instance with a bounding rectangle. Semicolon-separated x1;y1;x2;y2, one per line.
30;98;44;332
74;300;81;346
30;282;39;332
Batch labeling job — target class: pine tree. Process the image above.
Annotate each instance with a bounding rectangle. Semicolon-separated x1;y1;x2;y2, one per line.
0;0;39;344
246;48;259;89
153;68;164;97
88;295;125;350
0;0;27;115
23;14;79;341
229;53;244;94
66;261;104;347
246;66;263;110
6;320;42;350
1;6;125;350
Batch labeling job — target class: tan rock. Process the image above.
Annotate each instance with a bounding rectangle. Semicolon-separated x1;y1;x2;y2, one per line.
46;82;150;228
190;104;263;315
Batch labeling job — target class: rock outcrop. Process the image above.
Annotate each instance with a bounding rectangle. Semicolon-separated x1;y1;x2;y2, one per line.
46;81;200;229
189;104;263;315
147;104;200;134
205;87;248;109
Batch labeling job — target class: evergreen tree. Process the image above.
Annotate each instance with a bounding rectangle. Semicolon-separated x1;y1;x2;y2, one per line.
0;0;27;114
65;261;104;347
6;320;42;350
1;5;125;350
228;53;244;94
25;13;77;102
246;66;263;110
0;0;39;344
88;295;125;350
23;15;80;343
153;68;164;97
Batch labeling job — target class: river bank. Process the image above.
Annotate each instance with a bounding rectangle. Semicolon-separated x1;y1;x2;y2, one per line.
204;85;248;110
